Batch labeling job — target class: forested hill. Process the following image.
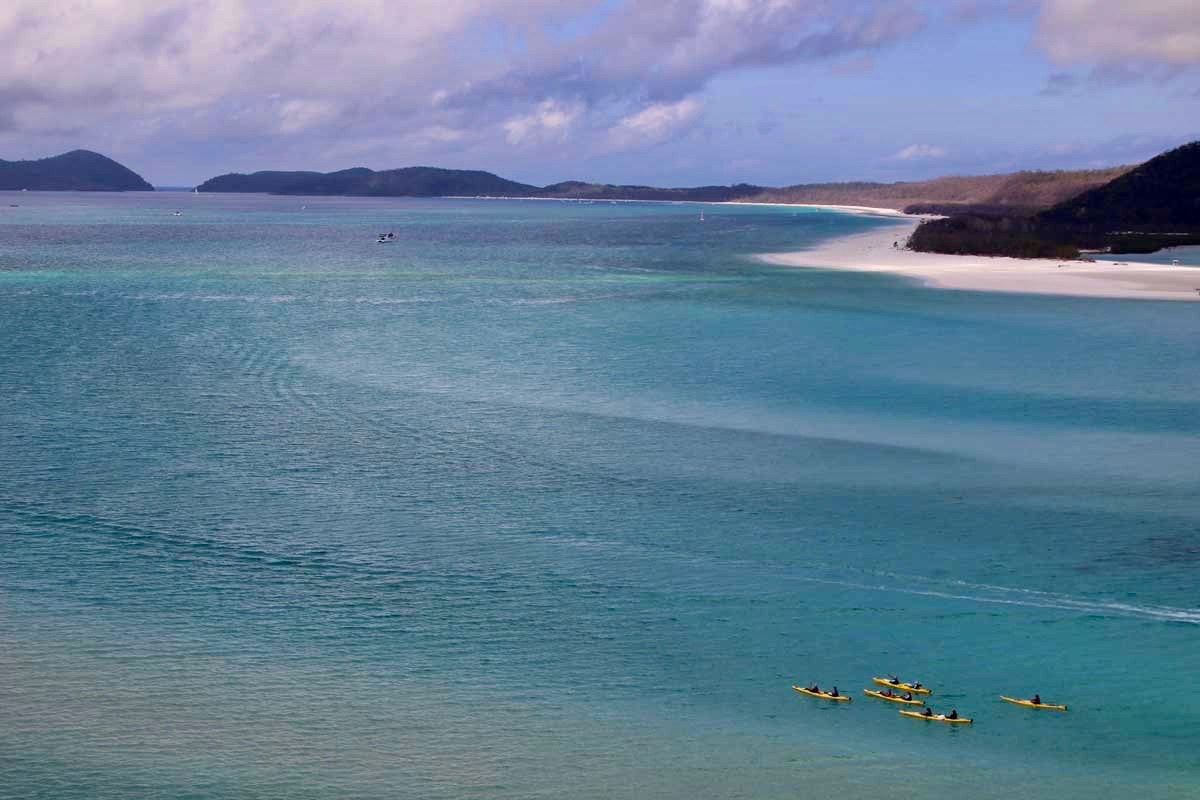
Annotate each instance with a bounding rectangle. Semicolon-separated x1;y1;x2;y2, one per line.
0;150;153;191
198;167;540;197
1035;141;1200;234
908;141;1200;258
197;163;1131;211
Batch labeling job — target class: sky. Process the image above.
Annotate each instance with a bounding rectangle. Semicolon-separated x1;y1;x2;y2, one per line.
0;0;1197;187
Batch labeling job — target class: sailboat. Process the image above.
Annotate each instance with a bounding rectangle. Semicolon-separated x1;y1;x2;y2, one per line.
699;209;705;222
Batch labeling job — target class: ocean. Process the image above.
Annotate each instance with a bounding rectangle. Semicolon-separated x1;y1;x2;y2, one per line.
1;192;1197;799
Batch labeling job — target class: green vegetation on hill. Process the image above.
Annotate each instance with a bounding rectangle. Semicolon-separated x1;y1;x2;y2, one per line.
909;141;1200;259
0;150;153;191
907;214;1080;260
196;170;327;193
198;167;766;201
1036;141;1200;236
198;167;539;197
196;162;1125;210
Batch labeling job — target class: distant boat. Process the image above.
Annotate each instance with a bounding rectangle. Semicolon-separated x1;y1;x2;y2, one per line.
377;232;396;243
699;210;705;221
171;210;183;216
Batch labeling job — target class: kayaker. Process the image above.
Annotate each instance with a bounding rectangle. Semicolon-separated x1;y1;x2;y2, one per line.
888;676;900;685
902;692;913;701
912;681;923;690
1031;694;1042;705
809;684;820;693
882;688;895;697
829;686;840;698
948;709;959;720
922;707;933;717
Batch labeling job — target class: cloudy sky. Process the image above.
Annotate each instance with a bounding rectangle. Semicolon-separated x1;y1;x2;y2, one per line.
1;0;1197;186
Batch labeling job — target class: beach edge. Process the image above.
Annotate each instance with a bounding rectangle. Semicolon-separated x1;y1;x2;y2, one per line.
759;215;1200;301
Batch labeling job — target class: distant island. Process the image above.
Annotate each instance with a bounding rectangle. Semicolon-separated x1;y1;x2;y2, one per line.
196;166;766;202
14;144;1196;260
0;150;153;191
195;164;1128;214
909;141;1200;258
202;155;1200;258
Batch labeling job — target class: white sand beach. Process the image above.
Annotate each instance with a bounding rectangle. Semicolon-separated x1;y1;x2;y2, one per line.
761;217;1200;301
727;201;908;217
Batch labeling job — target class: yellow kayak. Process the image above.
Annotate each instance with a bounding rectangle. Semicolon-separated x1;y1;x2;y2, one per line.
864;689;923;705
792;685;851;702
1001;696;1068;711
873;677;932;695
900;710;972;724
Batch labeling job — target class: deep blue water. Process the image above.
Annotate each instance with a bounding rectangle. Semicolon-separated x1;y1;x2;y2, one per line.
1;192;1198;799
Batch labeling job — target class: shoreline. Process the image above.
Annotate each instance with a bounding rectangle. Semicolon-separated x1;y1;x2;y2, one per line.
761;217;1200;301
447;194;910;217
719;200;908;217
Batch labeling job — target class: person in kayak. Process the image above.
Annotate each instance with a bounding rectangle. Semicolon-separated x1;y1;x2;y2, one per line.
881;688;895;697
922;707;933;717
808;684;820;694
829;687;840;698
948;709;959;720
888;676;900;685
1030;694;1042;705
912;681;923;690
902;692;913;701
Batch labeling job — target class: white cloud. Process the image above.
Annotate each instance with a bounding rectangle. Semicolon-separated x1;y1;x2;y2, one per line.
893;143;948;160
0;1;930;178
503;99;582;145
277;100;339;134
608;98;703;151
1035;0;1200;67
0;0;593;128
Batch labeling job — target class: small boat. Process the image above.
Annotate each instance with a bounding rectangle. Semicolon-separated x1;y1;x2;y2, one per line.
864;689;923;705
699;210;705;221
1000;696;1068;711
899;710;971;724
792;685;851;702
171;211;183;216
873;677;931;695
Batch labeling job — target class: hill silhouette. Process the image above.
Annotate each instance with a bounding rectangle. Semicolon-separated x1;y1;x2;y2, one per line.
199;167;539;197
196;163;1127;211
1036;141;1200;235
0;150;153;191
909;141;1200;258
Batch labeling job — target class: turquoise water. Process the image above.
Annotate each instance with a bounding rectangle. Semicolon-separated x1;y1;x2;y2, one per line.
1;192;1197;799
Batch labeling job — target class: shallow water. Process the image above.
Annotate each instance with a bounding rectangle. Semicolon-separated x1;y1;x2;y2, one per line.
1;192;1198;798
1096;244;1200;267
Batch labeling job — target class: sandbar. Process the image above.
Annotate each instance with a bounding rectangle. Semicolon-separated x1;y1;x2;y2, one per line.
760;217;1200;301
